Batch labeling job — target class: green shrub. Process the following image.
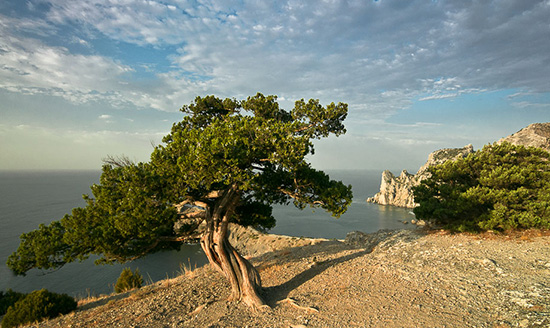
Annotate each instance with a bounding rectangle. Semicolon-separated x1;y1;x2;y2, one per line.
414;142;550;232
0;289;26;316
115;267;143;293
1;289;77;328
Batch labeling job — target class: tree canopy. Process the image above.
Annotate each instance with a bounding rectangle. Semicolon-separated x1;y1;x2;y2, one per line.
413;142;550;232
8;93;352;308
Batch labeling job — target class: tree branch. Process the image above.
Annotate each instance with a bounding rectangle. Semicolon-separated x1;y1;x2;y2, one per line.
177;199;209;210
278;188;325;205
160;234;202;243
294;123;316;133
102;155;135;167
180;210;206;219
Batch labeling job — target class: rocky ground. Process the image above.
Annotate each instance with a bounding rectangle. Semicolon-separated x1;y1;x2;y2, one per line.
15;227;550;328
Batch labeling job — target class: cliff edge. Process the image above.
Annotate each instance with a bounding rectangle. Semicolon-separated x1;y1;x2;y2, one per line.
34;228;550;328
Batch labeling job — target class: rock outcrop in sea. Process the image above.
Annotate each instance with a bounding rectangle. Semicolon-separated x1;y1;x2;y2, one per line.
367;122;550;208
366;145;474;208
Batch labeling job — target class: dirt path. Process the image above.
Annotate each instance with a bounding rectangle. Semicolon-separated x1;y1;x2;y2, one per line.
26;228;550;328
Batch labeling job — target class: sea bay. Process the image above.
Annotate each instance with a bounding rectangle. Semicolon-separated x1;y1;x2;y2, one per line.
0;170;415;297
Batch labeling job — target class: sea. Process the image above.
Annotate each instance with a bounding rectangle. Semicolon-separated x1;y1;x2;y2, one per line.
0;170;415;298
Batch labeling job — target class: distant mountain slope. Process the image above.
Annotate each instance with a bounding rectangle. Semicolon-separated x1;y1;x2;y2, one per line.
497;122;550;152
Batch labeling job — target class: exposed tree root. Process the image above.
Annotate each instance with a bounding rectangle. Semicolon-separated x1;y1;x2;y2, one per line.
277;297;319;313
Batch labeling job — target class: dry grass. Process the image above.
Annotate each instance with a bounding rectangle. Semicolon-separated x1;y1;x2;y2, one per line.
75;259;200;311
179;259;199;279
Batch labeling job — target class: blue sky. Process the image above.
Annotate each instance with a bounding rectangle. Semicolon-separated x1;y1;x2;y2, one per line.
1;0;549;171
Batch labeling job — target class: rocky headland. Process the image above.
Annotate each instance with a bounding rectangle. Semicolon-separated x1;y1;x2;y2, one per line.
366;144;474;208
367;122;550;208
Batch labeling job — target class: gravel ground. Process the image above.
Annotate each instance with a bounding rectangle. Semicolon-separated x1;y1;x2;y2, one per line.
16;227;550;328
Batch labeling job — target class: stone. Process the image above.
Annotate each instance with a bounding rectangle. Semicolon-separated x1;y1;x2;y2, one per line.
366;145;474;208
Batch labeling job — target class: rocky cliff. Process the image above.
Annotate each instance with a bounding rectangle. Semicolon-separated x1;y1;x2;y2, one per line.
367;122;550;208
497;122;550;152
366;145;474;208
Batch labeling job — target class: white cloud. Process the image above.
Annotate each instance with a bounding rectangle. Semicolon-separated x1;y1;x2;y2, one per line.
0;16;135;106
511;101;550;109
2;0;549;117
2;0;547;172
71;36;91;48
98;114;114;123
506;90;550;109
0;11;57;37
418;94;459;101
40;0;197;46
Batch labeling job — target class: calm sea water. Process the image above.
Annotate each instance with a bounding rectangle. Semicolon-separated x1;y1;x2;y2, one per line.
0;170;415;297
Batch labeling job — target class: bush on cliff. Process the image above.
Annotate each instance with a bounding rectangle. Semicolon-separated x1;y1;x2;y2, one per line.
1;289;77;328
413;142;550;232
115;267;143;293
0;289;26;316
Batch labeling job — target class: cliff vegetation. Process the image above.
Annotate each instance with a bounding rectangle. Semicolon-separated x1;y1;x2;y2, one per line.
368;122;550;208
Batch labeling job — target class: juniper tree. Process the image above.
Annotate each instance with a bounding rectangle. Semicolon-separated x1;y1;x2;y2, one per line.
413;142;550;232
8;93;352;309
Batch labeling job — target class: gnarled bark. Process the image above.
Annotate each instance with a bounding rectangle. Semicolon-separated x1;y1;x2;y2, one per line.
199;186;266;309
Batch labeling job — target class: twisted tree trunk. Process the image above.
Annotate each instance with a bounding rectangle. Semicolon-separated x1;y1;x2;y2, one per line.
199;186;266;309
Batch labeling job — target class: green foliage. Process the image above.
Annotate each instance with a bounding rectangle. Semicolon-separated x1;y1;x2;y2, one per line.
414;142;550;232
114;267;143;293
0;289;26;316
7;93;352;275
151;93;352;215
7;163;179;275
1;289;77;328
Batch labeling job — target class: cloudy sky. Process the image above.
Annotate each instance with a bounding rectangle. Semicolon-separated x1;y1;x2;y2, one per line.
1;0;549;171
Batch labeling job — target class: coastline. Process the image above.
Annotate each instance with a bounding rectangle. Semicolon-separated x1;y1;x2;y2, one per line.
19;226;550;328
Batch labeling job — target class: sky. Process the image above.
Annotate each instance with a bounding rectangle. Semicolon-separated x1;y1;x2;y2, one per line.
1;0;549;172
